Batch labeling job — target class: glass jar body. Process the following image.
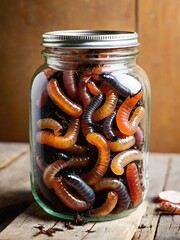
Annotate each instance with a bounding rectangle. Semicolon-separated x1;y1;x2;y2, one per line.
30;47;150;221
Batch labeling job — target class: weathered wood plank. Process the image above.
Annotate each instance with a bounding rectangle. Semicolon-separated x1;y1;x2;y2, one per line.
154;154;180;240
0;142;29;168
0;201;147;240
0;149;33;231
132;153;171;240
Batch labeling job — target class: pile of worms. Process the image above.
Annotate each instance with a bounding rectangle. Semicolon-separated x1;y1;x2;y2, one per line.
31;55;146;219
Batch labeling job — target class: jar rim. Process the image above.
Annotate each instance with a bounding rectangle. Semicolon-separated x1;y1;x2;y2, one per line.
42;30;139;49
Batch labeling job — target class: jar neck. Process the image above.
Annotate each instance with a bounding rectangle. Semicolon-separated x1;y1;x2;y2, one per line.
42;47;139;71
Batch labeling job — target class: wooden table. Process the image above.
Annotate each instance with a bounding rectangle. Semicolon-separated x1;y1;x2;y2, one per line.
0;143;180;240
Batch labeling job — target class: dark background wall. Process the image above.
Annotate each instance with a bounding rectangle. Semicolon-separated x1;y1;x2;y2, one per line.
0;0;180;153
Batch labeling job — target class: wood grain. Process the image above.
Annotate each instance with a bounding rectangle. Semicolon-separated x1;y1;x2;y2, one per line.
138;0;180;152
0;0;135;142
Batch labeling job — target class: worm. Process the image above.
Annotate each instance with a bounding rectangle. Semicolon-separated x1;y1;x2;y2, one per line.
87;81;102;95
126;163;142;207
92;90;118;122
65;173;95;207
134;126;144;149
37;118;63;136
103;112;117;140
116;91;144;135
92;177;131;212
81;132;110;186
109;135;136;152
78;70;92;107
66;144;88;156
81;94;103;137
44;68;56;79
88;191;118;217
43;156;90;189
99;73;130;97
47;78;82;117
52;177;91;211
36;117;80;149
111;149;143;175
160;201;180;214
62;70;78;100
35;86;48;108
35;155;47;172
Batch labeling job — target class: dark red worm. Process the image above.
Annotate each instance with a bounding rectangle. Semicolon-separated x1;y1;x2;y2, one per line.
78;70;92;107
47;78;82;117
65;173;95;207
62;70;78;100
53;177;92;211
103;111;117;140
126;163;142;207
81;132;110;186
92;177;131;212
36;117;80;149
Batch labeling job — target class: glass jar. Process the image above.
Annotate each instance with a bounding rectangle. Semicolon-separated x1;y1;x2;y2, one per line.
30;30;150;221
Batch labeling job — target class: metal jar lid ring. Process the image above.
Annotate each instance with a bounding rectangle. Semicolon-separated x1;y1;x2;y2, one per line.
42;30;139;49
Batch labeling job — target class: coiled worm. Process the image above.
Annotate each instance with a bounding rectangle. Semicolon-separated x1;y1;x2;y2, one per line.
89;191;118;217
92;177;130;212
103;112;117;140
111;149;143;175
37;118;63;136
47;78;82;117
81;132;110;186
92;90;118;122
126;163;142;206
65;173;95;207
43;156;90;189
36;117;80;149
53;177;92;211
116;91;144;135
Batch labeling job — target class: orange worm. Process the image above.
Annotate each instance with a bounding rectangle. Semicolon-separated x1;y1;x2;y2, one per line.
92;90;118;122
116;91;144;135
43;156;90;189
88;191;118;217
109;135;136;152
160;201;180;214
36;117;80;149
62;70;78;100
92;177;131;212
37;118;63;136
87;81;102;95
81;132;110;186
47;78;82;117
126;163;142;207
52;177;92;211
111;149;143;175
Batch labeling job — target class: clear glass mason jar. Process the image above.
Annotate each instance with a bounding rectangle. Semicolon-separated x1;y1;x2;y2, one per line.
30;30;150;221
